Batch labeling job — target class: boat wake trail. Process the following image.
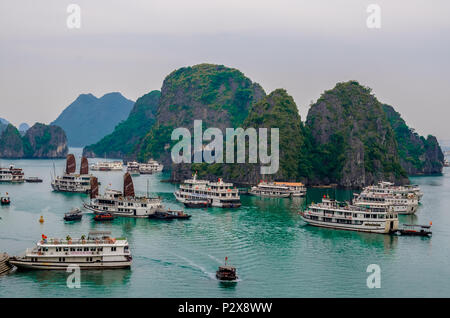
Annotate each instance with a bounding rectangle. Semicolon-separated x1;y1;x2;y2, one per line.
169;252;216;280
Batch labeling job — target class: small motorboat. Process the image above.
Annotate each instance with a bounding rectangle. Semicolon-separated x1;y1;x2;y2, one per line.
1;194;10;205
216;257;238;281
183;199;211;208
148;210;191;220
64;208;82;221
25;177;43;183
94;213;115;221
394;223;432;237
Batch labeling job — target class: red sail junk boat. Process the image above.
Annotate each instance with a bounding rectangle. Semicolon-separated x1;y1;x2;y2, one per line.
51;154;95;193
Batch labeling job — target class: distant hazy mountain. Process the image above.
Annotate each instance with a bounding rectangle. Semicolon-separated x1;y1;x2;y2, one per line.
51;92;134;147
18;122;30;136
83;90;161;159
0;118;9;125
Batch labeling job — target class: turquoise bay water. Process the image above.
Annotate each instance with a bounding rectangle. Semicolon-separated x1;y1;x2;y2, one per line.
1;149;449;297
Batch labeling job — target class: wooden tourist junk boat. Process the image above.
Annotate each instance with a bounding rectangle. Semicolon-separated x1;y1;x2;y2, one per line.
63;208;82;221
83;172;165;218
0;165;25;183
8;231;132;270
90;160;123;171
249;181;306;198
51;154;95;193
174;172;241;208
300;197;399;234
216;257;238;281
1;193;11;205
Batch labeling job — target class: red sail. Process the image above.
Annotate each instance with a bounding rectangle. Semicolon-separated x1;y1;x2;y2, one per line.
80;157;89;175
90;177;99;199
123;172;135;197
65;154;76;174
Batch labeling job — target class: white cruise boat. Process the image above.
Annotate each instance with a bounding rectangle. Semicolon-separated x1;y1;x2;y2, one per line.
51;155;96;193
139;159;163;174
8;231;132;270
249;181;306;198
90;161;123;171
300;198;399;234
126;161;140;176
174;173;241;208
83;172;164;218
353;191;418;215
363;181;423;201
0;165;25;183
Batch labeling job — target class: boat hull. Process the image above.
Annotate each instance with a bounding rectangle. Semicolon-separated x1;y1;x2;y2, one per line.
83;203;158;218
9;259;131;270
300;214;396;234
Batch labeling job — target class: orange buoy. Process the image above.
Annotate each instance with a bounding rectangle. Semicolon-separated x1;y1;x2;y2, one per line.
39;216;44;223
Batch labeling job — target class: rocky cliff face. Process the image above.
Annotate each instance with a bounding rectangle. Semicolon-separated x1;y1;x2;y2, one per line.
383;104;444;175
23;123;68;158
222;89;308;185
0;124;24;158
0;123;68;158
83;90;161;158
136;64;266;168
305;81;408;188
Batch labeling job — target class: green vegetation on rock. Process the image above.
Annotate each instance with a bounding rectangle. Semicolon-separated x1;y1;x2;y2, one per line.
137;64;265;164
383;104;444;175
305;81;408;187
0;122;67;158
83;90;160;158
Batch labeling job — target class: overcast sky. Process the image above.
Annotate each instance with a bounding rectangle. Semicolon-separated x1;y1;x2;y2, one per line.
1;0;449;140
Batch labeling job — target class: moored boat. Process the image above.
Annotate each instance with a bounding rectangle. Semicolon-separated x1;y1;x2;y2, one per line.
64;208;82;221
126;161;141;176
8;231;132;270
25;177;43;183
174;173;241;208
83;172;164;218
94;213;115;221
51;155;95;193
0;165;25;183
300;198;399;234
394;223;432;237
148;210;191;220
139;159;164;174
353;191;418;215
183;198;211;208
90;161;123;171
